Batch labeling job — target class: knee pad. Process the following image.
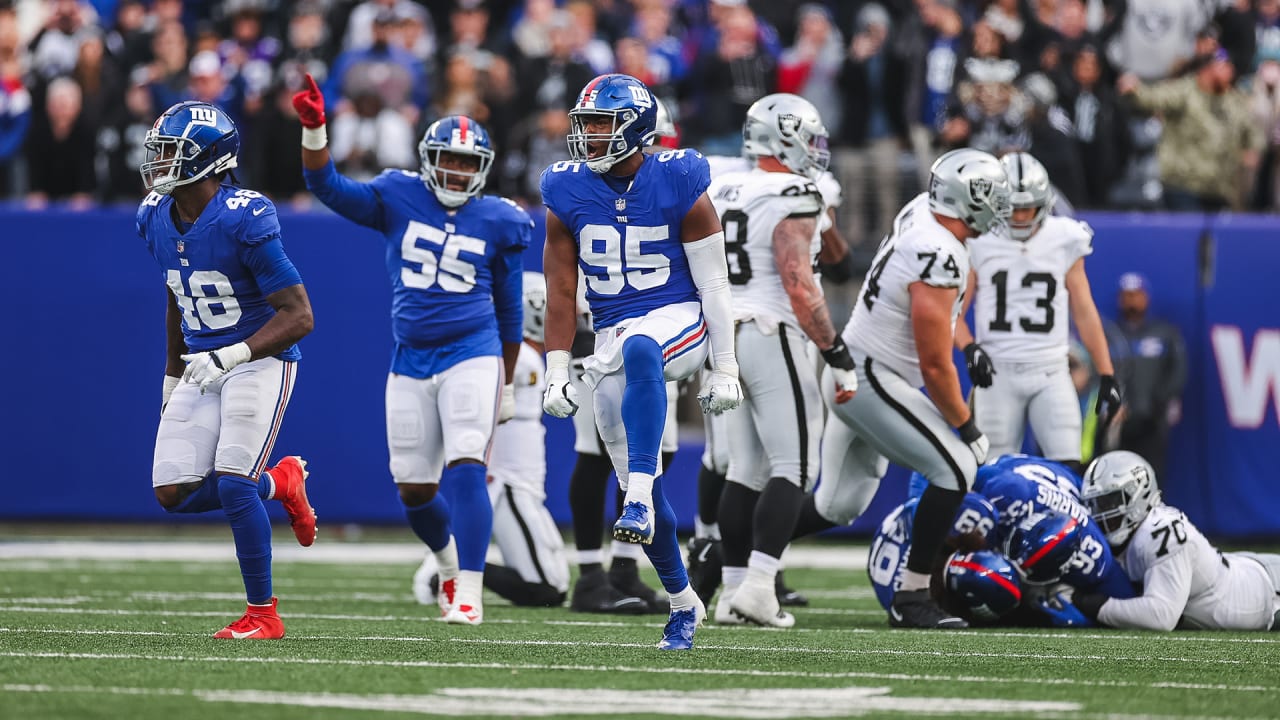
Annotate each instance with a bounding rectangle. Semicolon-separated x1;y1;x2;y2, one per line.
449;430;487;460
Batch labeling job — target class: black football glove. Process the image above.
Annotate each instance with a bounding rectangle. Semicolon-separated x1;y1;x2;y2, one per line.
1096;374;1123;427
962;342;995;388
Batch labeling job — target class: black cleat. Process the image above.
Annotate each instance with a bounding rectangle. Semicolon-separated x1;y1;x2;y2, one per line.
686;537;723;607
609;559;668;614
889;590;969;629
570;569;649;615
775;569;808;607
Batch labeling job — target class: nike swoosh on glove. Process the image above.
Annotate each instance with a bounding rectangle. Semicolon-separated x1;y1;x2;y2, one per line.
697;365;742;414
181;342;252;393
821;337;858;404
1096;374;1122;427
956;417;989;465
962;342;995;388
542;370;579;418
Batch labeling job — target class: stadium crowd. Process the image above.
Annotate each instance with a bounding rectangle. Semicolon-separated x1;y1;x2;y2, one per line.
3;0;1278;233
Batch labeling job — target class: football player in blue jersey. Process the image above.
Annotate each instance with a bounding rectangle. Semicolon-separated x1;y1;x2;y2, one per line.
540;74;742;650
140;100;318;640
294;74;531;626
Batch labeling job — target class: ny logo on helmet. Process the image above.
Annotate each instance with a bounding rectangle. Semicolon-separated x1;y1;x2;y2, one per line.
188;107;219;127
627;85;653;109
969;177;993;202
777;113;801;137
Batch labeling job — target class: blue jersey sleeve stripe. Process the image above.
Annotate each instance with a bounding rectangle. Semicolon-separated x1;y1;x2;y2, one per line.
303;159;385;231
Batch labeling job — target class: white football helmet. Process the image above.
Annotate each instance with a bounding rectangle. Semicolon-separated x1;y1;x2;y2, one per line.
1082;451;1161;547
929;148;1012;236
1000;152;1054;240
522;271;547;343
741;93;830;179
654;97;677;139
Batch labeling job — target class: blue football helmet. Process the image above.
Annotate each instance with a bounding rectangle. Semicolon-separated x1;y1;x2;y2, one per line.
419;115;495;208
140;101;240;195
948;493;999;549
567;73;658;173
1005;511;1083;584
945;550;1022;622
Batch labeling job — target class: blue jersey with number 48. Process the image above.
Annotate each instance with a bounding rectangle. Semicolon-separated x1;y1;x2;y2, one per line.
540;150;708;330
304;162;531;378
138;184;303;360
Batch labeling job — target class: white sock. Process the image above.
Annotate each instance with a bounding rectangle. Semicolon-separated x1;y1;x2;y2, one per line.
695;519;721;541
610;540;643;561
624;473;655;506
898;569;930;592
668;584;700;612
722;565;747;591
434;537;460;580
745;550;780;585
576;548;604;566
457;569;484;607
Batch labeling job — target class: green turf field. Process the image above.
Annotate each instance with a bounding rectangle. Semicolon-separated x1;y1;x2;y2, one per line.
1;532;1278;719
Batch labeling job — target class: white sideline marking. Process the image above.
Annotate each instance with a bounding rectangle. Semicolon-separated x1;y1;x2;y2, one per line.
0;540;869;569
0;651;1271;694
0;631;1260;667
0;683;1077;717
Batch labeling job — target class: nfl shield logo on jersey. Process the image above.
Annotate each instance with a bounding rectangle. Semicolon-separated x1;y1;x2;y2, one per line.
615;198;626;211
176;240;184;253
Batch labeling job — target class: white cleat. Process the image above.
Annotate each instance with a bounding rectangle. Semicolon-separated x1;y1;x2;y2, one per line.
730;579;796;628
412;553;438;607
714;585;746;625
443;602;483;626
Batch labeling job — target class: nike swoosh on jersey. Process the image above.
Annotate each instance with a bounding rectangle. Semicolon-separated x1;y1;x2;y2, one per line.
230;627;263;639
252;206;267;216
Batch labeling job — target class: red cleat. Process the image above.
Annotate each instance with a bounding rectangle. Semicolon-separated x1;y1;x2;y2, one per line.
267;456;316;547
213;597;286;639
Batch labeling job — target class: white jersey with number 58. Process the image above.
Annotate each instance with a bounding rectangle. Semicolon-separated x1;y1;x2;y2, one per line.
844;192;970;387
708;168;824;331
970;216;1093;363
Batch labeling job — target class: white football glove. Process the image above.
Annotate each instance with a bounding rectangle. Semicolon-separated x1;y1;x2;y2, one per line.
957;417;990;465
180;342;252;393
542;350;579;418
697;361;742;415
162;375;180;413
820;337;858;404
498;383;516;424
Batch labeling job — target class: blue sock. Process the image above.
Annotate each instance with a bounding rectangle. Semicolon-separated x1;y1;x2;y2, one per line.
217;474;273;604
643;475;689;594
405;493;453;552
258;471;273;500
621;337;665;477
446;462;492;572
166;474;222;514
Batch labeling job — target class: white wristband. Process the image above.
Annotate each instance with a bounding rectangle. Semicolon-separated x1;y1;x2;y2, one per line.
546;350;572;375
301;125;328;151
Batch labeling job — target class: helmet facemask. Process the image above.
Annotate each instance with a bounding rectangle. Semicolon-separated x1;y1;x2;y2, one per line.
1082;452;1160;547
420;144;493;208
141;129;237;195
567;108;644;173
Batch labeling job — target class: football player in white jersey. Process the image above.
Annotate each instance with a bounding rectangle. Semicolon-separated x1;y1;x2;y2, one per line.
704;93;858;628
792;148;1011;629
955;153;1122;471
1052;451;1280;631
413;273;571;608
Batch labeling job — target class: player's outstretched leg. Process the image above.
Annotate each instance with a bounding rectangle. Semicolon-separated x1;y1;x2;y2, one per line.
890;485;969;629
612;337;667;545
263;456;316;547
214;473;284;639
443;460;492;625
644;476;706;650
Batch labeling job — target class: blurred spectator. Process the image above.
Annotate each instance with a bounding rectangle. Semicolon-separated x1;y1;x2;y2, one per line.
834;2;905;257
777;3;843;137
216;0;278;112
1257;0;1280;71
1118;50;1263;211
24;76;95;207
343;0;432;56
521;107;570;201
395;4;437;69
1063;43;1131;208
1020;71;1087;206
615;36;659;91
1107;0;1209;82
512;0;556;60
1214;0;1255;80
1106;272;1187;484
330;89;416;181
688;4;775;156
630;0;684;85
1248;46;1280;211
0;5;29;197
275;1;329;92
29;0;97;83
440;0;506;75
565;0;615;76
187;50;240;120
326;9;427;120
95;80;151;201
104;0;151;73
516;10;593;121
434;51;491;123
940;57;1029;155
905;0;965;190
73;32;121;134
983;0;1024;47
140;20;189;113
255;77;309;205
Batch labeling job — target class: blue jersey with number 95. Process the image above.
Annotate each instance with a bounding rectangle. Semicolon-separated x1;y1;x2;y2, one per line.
138;184;303;360
540;150;708;330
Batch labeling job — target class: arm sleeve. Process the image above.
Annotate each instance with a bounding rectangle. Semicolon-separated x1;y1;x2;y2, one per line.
493;246;525;345
683;231;736;371
1096;551;1193;631
302;159;385;231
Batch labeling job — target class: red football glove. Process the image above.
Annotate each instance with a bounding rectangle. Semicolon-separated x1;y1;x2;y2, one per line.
292;73;326;128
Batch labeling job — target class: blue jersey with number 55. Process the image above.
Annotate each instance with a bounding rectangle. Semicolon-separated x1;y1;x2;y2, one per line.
138;184;303;360
540;150;708;330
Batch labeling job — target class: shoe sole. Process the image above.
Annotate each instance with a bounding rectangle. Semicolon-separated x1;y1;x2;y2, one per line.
281;457;317;547
611;526;654;545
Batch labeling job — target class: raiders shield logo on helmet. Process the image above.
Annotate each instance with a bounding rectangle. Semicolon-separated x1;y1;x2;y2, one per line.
777;113;802;137
969;177;993;203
